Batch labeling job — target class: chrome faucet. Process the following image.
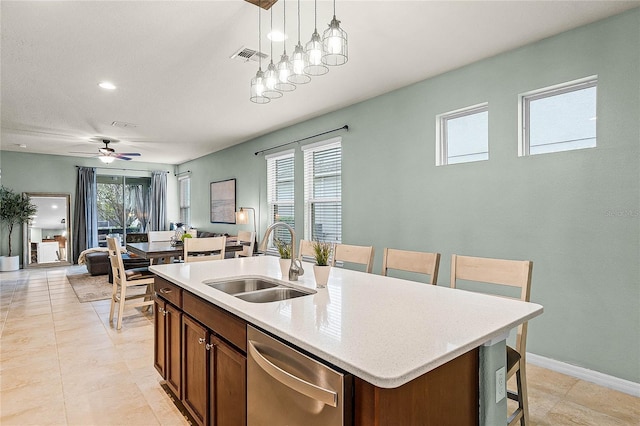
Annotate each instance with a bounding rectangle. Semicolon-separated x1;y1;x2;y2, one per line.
258;222;304;281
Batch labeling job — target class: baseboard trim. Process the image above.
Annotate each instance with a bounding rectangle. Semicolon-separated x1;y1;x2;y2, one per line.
527;353;640;397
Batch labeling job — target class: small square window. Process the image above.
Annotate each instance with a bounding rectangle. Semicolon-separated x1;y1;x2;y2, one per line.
436;103;488;166
520;77;597;156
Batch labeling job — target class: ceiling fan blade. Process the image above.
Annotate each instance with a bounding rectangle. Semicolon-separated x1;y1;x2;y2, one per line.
117;156;133;161
117;152;141;156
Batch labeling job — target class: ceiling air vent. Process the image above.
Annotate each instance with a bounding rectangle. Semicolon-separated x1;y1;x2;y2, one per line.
230;46;269;63
111;121;138;128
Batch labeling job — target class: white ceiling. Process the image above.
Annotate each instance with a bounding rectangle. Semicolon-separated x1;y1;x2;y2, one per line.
2;1;638;165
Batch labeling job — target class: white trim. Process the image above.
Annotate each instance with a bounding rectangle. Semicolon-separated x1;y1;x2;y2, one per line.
527;352;640;397
264;149;294;160
300;136;342;152
435;102;488;166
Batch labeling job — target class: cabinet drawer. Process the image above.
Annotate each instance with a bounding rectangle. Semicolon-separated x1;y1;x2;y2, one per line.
183;292;247;353
155;276;183;308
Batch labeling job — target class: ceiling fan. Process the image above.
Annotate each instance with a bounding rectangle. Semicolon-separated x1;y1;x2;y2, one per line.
70;139;141;163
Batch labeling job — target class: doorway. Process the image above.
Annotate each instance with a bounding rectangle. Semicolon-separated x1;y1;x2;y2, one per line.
97;175;151;247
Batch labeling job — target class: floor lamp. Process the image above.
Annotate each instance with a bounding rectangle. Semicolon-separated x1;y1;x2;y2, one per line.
236;207;258;249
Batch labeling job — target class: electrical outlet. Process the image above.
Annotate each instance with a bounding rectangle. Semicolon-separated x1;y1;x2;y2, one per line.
496;366;506;403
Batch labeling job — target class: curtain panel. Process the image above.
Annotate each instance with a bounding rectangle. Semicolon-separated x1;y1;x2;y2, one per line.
148;171;167;231
72;167;97;263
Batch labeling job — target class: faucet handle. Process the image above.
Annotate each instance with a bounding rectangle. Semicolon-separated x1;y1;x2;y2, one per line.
289;258;304;281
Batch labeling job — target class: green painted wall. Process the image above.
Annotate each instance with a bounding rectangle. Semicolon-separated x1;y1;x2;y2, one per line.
178;10;640;382
0;151;179;260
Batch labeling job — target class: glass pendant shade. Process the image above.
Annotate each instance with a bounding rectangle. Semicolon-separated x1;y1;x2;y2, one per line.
304;30;328;76
322;16;348;66
99;155;115;164
263;61;283;99
275;53;296;91
250;68;270;104
289;43;311;84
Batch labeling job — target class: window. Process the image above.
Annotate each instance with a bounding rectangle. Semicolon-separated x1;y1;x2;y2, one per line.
436;103;489;165
520;76;597;156
179;175;191;226
96;175;150;246
266;150;295;246
302;138;342;243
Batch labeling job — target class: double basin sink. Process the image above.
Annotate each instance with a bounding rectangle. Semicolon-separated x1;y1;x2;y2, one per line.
204;276;316;303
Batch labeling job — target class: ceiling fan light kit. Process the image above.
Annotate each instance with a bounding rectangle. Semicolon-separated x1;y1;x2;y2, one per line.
248;0;347;103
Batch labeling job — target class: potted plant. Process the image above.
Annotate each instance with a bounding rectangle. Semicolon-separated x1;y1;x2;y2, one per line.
0;187;37;271
274;238;292;278
312;241;332;288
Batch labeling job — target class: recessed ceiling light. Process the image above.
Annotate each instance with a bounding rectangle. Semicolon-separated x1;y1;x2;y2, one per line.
52;204;58;209
98;81;117;90
267;31;287;42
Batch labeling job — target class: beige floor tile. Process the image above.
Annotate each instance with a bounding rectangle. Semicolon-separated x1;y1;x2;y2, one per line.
0;399;67;426
564;379;640;423
0;377;65;416
545;400;631;426
0;344;60;371
0;361;62;391
61;364;138;397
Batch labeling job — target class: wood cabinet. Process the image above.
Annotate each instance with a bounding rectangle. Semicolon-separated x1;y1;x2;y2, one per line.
154;276;247;426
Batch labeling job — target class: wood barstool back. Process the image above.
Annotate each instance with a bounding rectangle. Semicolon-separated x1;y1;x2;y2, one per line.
450;254;533;426
331;243;375;273
381;248;441;284
184;236;226;263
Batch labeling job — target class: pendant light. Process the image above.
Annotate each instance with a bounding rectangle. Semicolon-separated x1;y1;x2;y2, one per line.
322;0;348;66
263;7;283;99
288;0;311;84
250;0;269;104
275;0;296;92
304;0;328;76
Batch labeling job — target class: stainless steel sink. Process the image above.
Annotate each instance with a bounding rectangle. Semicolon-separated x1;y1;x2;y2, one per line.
206;278;279;295
235;287;313;303
204;276;315;302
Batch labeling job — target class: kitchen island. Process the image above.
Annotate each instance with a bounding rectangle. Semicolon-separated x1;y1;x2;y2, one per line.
150;255;543;425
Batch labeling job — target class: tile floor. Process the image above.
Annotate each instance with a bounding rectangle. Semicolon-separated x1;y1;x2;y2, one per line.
1;266;638;425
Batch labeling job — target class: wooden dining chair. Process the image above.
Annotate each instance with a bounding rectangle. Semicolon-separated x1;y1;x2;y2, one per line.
184;236;226;263
147;230;175;242
381;248;441;284
450;254;533;426
331;243;375;273
235;231;255;258
106;237;155;330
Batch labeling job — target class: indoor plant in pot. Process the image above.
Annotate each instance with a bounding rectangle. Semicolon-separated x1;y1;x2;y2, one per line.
0;187;37;271
312;241;332;288
274;238;292;278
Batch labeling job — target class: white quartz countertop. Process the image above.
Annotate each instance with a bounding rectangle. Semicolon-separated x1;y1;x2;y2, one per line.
150;256;543;388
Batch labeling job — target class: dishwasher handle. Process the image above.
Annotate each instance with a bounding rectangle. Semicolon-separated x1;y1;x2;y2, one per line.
248;339;338;407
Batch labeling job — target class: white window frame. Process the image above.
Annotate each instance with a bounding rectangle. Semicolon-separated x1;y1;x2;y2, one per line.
266;149;295;250
302;137;342;243
436;102;489;166
178;175;191;226
519;76;597;156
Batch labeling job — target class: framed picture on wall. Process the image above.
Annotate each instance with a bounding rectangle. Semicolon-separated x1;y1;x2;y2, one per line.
210;178;236;223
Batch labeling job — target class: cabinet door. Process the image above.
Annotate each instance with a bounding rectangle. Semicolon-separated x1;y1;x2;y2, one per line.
210;335;246;426
165;303;182;398
153;299;166;378
182;315;209;426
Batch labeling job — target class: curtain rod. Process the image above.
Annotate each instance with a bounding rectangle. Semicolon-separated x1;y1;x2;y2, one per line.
254;125;349;156
175;170;191;176
75;165;170;173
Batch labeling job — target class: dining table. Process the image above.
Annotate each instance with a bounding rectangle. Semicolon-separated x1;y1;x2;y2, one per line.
126;239;245;264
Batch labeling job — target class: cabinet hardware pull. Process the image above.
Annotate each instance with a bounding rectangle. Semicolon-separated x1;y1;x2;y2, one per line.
205;343;214;350
248;340;338;407
198;338;205;344
159;288;172;294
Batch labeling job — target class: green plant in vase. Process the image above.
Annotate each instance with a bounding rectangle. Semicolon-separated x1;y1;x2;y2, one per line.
312;241;333;288
274;239;292;259
0;186;37;271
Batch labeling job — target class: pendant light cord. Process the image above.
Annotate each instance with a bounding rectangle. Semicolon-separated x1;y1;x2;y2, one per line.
314;0;317;30
283;0;287;53
297;0;301;43
258;0;262;69
270;7;274;59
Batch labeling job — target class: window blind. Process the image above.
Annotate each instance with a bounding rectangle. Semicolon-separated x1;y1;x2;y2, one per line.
266;150;294;246
178;176;191;225
302;138;342;243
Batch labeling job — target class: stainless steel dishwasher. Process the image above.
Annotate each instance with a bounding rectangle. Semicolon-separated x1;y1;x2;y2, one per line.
247;325;352;426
